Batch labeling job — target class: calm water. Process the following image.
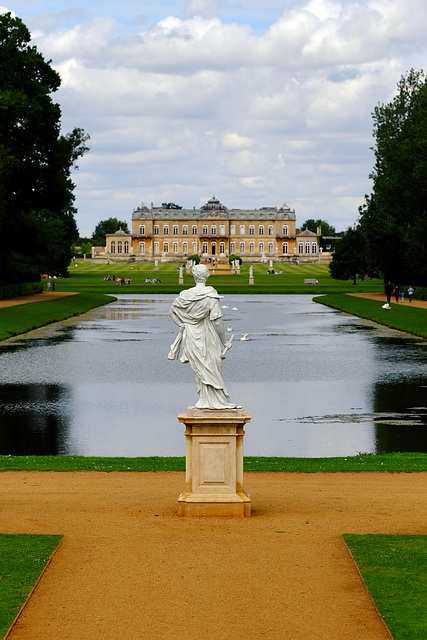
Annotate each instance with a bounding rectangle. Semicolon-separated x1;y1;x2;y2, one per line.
0;294;426;457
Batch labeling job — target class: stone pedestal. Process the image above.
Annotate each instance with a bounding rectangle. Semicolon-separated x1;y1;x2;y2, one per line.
249;276;254;285
177;408;252;517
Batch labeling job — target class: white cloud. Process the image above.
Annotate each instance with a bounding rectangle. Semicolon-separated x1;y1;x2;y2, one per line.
2;0;426;235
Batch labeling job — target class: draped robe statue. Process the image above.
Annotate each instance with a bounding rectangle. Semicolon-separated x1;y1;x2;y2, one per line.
168;264;240;409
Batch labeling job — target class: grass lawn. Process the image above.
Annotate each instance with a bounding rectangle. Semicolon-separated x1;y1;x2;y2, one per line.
315;294;427;340
0;534;62;638
344;534;427;640
1;452;427;471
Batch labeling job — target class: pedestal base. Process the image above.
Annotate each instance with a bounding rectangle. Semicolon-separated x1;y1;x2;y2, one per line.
177;408;252;517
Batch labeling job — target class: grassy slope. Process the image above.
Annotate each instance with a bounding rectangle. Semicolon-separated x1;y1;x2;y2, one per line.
0;534;62;638
0;292;113;341
344;534;427;640
316;294;427;340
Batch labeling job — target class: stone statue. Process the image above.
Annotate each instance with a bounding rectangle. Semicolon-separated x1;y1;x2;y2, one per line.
168;264;240;409
249;266;253;277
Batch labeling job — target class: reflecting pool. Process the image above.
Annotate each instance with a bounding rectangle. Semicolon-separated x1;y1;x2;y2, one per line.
0;294;426;457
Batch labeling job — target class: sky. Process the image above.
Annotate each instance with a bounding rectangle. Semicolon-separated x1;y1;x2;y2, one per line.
2;0;427;237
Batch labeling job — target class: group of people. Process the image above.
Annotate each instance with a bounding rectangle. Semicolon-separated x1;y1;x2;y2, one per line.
385;282;414;303
144;277;161;284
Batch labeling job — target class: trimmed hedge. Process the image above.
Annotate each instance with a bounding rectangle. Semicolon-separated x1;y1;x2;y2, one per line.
0;281;43;300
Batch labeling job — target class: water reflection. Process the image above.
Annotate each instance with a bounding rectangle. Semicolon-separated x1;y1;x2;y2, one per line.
0;383;70;454
0;295;426;457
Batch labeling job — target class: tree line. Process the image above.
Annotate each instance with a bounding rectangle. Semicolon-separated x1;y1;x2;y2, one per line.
330;69;427;287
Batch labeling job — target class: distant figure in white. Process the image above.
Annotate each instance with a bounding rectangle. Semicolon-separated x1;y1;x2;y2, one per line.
168;264;240;409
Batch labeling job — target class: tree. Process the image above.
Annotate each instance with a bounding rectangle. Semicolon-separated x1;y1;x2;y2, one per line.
329;225;369;285
91;218;130;246
162;202;182;209
301;219;336;236
360;69;427;284
0;13;89;284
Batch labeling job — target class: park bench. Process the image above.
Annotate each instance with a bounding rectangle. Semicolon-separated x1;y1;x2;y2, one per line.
304;279;319;284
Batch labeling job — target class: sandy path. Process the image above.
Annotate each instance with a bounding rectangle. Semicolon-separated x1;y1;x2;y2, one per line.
349;291;427;309
3;471;427;639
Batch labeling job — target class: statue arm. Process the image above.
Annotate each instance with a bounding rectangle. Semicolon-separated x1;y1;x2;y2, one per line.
213;316;228;346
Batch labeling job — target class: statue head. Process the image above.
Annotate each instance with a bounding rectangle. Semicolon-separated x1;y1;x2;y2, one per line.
192;264;210;283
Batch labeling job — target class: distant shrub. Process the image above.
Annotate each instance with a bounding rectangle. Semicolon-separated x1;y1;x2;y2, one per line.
0;282;43;300
187;254;200;264
228;254;242;266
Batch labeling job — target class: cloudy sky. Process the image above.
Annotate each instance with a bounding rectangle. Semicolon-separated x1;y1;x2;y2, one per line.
2;0;427;236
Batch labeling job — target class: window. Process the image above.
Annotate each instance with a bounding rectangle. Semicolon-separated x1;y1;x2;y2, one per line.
312;242;317;254
202;241;208;253
239;241;245;254
139;242;145;254
230;225;236;235
163;242;169;253
230;241;235;254
139;225;145;235
117;241;122;253
220;225;225;236
202;225;208;235
249;225;255;235
183;225;188;235
268;242;274;255
211;225;217;235
259;241;264;254
163;225;169;235
298;242;304;254
124;241;129;254
154;225;159;235
173;242;178;254
154;241;159;254
183;242;188;254
283;225;288;235
192;241;198;254
173;225;178;235
268;225;274;235
110;241;115;254
259;225;264;235
305;242;310;254
240;224;245;235
192;225;197;235
249;242;255;254
220;241;225;254
282;241;288;254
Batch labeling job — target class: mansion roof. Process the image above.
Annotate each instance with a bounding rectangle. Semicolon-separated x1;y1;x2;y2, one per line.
132;196;296;221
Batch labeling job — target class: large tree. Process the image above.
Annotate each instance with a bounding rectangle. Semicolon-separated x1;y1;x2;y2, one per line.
0;13;89;284
360;69;427;284
329;225;369;285
91;218;130;246
301;219;336;236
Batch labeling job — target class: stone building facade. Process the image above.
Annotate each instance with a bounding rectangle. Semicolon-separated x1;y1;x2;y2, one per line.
104;196;319;262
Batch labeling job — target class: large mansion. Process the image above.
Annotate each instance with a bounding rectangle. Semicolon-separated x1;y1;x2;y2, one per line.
102;196;319;262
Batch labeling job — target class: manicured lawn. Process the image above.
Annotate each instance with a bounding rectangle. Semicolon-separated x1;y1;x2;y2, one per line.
0;534;62;638
344;534;427;640
316;294;427;340
1;452;427;472
0;292;113;341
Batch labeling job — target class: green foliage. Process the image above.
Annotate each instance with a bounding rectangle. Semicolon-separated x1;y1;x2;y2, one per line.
360;69;427;285
91;217;130;246
0;534;62;637
187;254;200;264
0;281;42;300
329;226;369;284
344;535;427;639
0;13;89;285
228;254;243;265
161;202;182;209
301;218;336;236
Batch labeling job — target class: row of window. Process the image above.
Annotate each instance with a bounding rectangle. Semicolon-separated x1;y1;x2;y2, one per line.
136;241;318;255
139;224;291;236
